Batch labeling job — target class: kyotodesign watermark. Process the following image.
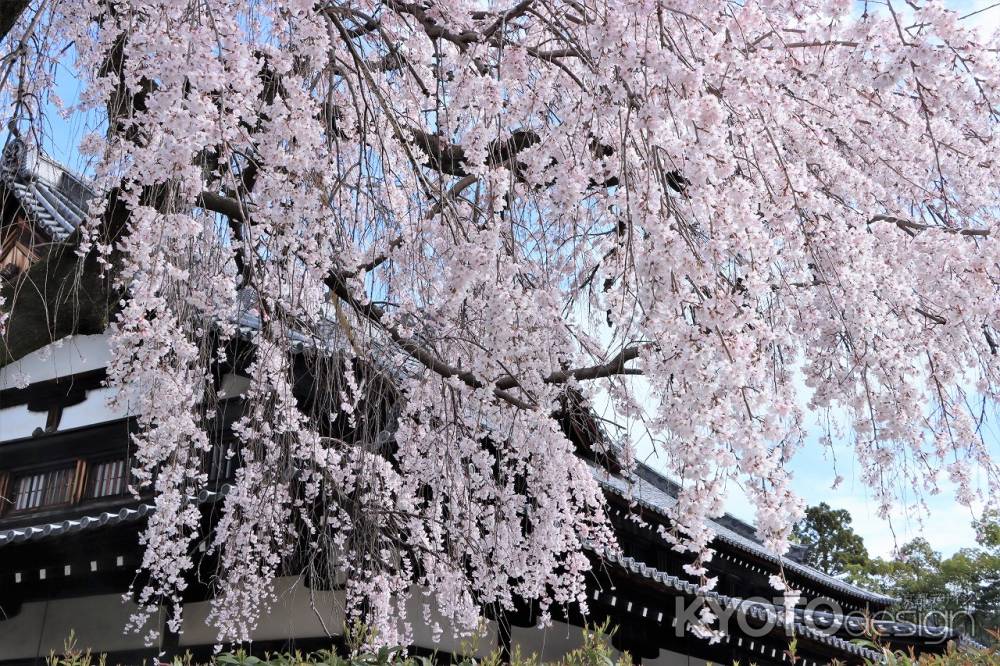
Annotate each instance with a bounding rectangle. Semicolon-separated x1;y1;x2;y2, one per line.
671;594;971;644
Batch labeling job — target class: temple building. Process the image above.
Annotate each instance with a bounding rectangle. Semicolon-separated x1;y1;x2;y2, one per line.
0;143;977;665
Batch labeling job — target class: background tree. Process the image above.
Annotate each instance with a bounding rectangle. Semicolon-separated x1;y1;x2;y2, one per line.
850;513;1000;646
793;503;1000;644
1;0;1000;647
792;502;869;576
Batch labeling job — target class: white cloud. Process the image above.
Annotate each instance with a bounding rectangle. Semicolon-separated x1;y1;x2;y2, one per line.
955;0;1000;36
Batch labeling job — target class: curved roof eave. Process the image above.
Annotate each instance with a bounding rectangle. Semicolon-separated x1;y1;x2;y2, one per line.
594;465;899;607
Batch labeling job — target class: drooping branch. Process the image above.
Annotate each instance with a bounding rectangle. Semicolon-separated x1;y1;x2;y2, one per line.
348;174;480;277
7;0;1000;647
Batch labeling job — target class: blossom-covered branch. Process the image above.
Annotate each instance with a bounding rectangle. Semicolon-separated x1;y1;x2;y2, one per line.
2;0;999;649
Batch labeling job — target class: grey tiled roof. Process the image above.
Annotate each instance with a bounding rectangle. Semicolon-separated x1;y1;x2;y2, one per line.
1;138;93;241
598;548;963;662
594;464;898;606
596;548;887;662
0;485;231;548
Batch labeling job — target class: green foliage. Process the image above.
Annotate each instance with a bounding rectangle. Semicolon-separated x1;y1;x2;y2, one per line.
792;502;870;576
850;535;1000;645
859;629;1000;666
46;622;631;666
46;632;106;666
795;504;1000;647
975;511;1000;551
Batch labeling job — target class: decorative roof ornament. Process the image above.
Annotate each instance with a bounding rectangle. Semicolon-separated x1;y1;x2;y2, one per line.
0;141;93;241
0;136;28;183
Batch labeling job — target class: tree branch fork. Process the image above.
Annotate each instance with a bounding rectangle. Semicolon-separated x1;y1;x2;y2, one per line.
194;189;644;409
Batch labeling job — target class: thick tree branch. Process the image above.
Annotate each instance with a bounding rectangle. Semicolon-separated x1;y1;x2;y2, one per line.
495;346;643;390
0;0;29;44
870;214;990;237
198;191;247;222
194;190;644;408
409;127;541;176
914;307;947;325
386;0;480;50
480;0;534;40
327;268;643;407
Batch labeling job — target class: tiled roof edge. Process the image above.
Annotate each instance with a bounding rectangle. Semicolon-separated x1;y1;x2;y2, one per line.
597;472;899;606
0;484;231;548
595;547;893;663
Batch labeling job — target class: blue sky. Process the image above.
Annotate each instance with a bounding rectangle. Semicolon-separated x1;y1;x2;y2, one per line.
23;0;1000;560
725;415;992;559
633;395;994;560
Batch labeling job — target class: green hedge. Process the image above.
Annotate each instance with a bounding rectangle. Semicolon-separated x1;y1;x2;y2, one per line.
46;624;630;666
46;626;1000;666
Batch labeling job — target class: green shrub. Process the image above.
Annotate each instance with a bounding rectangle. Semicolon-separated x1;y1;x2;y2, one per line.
47;622;630;666
859;629;1000;666
49;624;999;666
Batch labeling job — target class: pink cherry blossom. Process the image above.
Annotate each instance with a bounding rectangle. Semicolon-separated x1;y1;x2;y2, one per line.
2;0;999;646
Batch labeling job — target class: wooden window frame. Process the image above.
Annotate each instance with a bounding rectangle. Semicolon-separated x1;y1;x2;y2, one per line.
4;462;79;515
0;455;131;517
85;456;129;500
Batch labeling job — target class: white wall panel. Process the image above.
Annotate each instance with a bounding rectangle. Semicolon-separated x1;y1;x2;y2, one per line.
0;333;112;389
180;577;346;646
0;406;47;441
0;595;161;660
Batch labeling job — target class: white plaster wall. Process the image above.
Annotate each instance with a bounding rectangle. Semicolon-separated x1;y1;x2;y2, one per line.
180;579;500;658
0;591;703;664
511;622;595;662
0;600;46;660
58;387;132;429
37;594;160;655
403;588;497;658
218;374;251;399
0;405;48;440
0;386;132;442
180;577;347;646
0;333;112;389
0;595;161;660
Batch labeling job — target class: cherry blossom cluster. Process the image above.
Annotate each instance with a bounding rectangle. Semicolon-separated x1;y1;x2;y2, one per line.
4;0;1000;648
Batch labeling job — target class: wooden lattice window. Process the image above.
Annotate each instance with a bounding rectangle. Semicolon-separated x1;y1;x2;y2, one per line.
87;458;127;499
11;465;75;512
208;443;236;481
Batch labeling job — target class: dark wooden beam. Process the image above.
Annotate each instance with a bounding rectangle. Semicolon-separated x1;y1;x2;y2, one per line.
0;0;30;45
